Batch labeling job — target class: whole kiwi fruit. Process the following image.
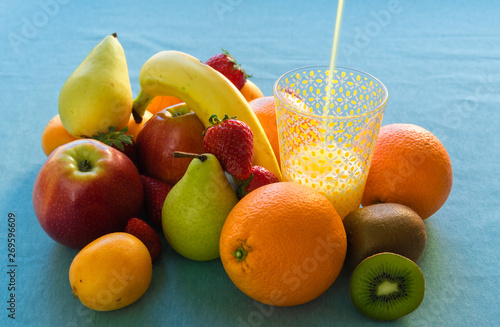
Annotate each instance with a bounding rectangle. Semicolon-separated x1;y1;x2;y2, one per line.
342;203;426;271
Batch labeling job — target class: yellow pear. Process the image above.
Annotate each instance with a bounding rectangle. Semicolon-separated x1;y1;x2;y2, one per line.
58;33;133;137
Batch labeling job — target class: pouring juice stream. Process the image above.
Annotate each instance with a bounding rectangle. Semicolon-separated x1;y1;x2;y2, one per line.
325;0;345;113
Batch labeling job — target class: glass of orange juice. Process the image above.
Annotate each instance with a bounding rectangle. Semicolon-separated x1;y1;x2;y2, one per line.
273;66;388;218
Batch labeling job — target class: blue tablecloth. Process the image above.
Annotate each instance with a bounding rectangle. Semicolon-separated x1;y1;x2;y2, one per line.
1;0;499;326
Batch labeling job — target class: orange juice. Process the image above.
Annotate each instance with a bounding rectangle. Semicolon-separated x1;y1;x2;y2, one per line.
282;145;367;218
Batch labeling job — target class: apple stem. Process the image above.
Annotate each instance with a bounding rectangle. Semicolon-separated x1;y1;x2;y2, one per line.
78;160;93;172
167;103;191;117
173;151;208;162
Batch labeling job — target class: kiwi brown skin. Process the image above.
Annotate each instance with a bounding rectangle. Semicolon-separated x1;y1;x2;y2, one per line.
342;203;427;272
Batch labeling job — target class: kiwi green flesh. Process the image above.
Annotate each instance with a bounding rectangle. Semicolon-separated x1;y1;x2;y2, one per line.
350;252;425;321
343;203;427;271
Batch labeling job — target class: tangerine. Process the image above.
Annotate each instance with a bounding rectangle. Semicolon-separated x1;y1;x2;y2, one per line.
69;232;152;311
219;182;346;306
249;96;280;167
41;114;78;156
361;123;453;219
41;111;153;156
146;95;183;114
240;79;264;102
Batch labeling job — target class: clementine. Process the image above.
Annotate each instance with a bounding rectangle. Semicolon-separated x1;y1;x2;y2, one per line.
41;114;78;156
69;232;152;311
146;95;183;114
219;182;347;307
41;111;153;156
249;96;280;167
361;123;453;219
240;79;264;102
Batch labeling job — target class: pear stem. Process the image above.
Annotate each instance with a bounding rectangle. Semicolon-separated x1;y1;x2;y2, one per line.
173;151;208;162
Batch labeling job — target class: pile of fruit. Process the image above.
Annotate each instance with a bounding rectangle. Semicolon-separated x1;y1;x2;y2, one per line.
33;34;453;321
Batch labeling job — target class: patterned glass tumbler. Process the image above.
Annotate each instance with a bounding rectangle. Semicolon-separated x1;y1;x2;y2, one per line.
273;66;388;218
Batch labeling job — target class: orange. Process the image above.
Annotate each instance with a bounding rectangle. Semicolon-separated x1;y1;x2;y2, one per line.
219;182;347;307
249;96;280;167
41;114;78;156
69;232;153;311
240;79;264;102
146;95;183;114
361;123;453;219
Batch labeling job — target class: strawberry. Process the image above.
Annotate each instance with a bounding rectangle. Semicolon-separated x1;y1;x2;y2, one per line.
205;49;251;90
140;175;173;229
117;141;137;163
237;165;279;198
203;114;254;181
92;126;137;163
124;218;162;261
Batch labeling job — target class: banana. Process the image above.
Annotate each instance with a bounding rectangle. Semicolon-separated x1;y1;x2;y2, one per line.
132;50;282;181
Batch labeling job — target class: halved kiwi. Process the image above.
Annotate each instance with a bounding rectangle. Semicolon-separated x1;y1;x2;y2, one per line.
350;252;425;320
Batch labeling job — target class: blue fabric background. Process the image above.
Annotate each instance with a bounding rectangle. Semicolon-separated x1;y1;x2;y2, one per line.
0;0;499;326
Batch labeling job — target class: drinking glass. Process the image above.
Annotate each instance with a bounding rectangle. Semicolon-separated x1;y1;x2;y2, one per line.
273;66;388;218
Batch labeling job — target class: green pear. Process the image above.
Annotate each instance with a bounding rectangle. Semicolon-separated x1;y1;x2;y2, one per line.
58;33;133;138
162;152;239;261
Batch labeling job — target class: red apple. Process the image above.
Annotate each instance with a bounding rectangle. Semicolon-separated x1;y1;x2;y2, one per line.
32;139;144;249
136;103;205;185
